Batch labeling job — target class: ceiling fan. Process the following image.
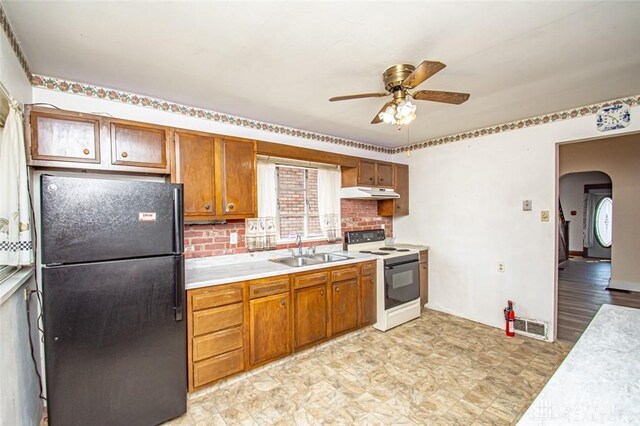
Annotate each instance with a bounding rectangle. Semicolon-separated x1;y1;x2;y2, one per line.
329;61;470;125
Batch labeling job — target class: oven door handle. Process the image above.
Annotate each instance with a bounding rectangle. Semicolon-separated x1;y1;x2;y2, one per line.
385;259;419;269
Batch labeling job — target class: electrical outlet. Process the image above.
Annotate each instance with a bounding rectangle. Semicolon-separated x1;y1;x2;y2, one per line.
497;262;505;273
541;210;550;222
24;288;30;301
230;232;238;245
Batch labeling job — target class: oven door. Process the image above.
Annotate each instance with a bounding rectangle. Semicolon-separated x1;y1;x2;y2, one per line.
384;254;420;310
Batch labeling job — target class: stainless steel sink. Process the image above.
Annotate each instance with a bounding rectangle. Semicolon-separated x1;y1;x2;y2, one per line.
271;256;324;267
270;253;352;267
306;253;352;263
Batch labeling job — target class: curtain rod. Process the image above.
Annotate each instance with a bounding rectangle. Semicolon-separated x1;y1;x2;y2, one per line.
0;81;23;113
257;155;340;171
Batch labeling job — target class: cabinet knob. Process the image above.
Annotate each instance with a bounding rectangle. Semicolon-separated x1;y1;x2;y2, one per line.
82;149;90;155
204;204;211;210
281;299;286;306
335;287;340;292
320;290;324;296
396;205;400;210
121;151;128;158
227;203;235;211
369;177;373;181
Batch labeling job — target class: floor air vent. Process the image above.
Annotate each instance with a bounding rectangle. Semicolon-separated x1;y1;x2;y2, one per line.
514;317;548;340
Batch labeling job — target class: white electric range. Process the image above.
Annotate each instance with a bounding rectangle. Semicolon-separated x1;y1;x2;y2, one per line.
344;229;421;331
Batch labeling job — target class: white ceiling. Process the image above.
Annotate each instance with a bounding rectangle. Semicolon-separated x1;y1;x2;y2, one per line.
4;1;640;148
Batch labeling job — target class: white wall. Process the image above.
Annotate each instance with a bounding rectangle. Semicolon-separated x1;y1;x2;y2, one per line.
0;28;31;104
31;88;393;162
559;171;610;252
392;106;640;341
0;273;42;426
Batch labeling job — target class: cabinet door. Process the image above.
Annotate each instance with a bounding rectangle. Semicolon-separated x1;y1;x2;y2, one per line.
216;138;256;217
420;251;428;308
331;279;358;335
249;292;291;366
175;132;215;217
357;160;376;186
376;162;393;187
30;111;101;164
393;163;409;215
294;285;328;349
110;122;168;169
359;275;377;327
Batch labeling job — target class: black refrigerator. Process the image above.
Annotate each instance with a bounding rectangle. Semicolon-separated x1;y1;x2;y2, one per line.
41;175;187;426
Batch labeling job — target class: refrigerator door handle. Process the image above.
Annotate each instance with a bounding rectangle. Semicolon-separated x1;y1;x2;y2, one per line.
173;186;184;254
175;256;185;322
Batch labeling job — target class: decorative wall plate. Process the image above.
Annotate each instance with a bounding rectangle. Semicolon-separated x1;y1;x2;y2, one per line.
596;103;630;132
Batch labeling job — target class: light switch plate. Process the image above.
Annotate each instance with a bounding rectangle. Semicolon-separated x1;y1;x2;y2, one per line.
523;200;532;211
230;232;238;244
541;210;550;222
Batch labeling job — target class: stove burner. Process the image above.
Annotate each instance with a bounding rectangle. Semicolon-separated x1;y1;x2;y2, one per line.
371;252;390;256
397;249;411;252
359;250;373;254
378;247;397;251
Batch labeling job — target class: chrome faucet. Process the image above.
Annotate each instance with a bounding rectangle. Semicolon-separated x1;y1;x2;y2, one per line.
296;233;303;256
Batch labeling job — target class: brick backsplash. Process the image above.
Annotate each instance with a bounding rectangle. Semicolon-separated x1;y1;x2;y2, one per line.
184;199;393;258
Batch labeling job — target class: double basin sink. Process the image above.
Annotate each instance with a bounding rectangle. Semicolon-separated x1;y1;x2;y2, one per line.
270;253;352;268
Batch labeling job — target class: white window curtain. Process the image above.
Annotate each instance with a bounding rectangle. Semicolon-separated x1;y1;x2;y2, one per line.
246;161;277;251
0;97;33;265
317;168;341;242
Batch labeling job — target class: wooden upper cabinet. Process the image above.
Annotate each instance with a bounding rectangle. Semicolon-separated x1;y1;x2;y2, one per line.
25;106;171;174
357;160;377;186
29;109;101;164
110;121;168;169
376;162;393;187
342;159;396;189
378;163;409;217
216;137;256;217
249;292;292;367
175;131;216;218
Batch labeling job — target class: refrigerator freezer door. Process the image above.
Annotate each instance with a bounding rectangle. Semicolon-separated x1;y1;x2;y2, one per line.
43;256;186;426
41;175;183;265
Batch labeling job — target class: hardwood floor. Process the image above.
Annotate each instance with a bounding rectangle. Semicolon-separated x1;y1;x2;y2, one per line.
558;257;640;342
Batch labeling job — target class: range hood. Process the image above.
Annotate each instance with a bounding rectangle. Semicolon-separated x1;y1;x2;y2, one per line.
341;186;400;200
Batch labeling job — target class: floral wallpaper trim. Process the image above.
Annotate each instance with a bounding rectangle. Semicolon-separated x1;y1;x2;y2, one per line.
30;74;393;154
0;3;32;80
392;95;640;154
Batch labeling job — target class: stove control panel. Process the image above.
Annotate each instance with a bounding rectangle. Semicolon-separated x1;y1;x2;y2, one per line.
344;229;386;246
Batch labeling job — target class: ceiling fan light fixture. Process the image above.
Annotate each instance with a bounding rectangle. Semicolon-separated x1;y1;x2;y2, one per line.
378;104;397;124
394;100;417;126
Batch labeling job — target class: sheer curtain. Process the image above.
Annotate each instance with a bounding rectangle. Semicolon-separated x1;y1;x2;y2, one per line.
246;161;277;251
317;168;341;242
0;97;33;266
583;192;597;249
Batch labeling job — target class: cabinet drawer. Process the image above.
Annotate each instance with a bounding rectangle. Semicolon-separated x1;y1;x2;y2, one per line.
331;267;357;282
192;326;243;362
191;283;243;311
361;261;376;277
294;270;328;289
249;276;290;299
193;303;243;336
193;348;244;388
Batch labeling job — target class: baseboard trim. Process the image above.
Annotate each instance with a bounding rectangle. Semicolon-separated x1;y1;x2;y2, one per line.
568;251;584;257
608;280;640;293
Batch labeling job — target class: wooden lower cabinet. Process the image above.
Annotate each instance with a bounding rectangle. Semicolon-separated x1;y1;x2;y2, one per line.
187;261;379;391
331;278;359;336
294;284;328;350
249;292;292;366
359;261;377;327
420;250;429;308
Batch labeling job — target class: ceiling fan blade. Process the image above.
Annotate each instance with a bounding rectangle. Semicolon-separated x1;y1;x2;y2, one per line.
329;92;389;102
371;101;394;124
412;90;470;104
402;61;446;89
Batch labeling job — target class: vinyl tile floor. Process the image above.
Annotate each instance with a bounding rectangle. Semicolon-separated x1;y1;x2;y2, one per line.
165;310;572;426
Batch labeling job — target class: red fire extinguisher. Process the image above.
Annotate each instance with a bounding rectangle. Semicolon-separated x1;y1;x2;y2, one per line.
504;300;515;337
